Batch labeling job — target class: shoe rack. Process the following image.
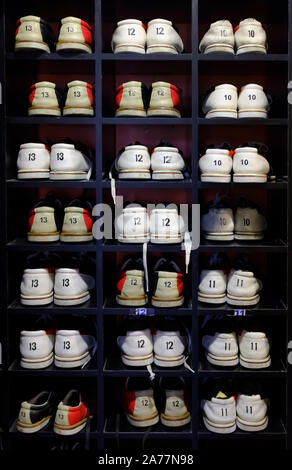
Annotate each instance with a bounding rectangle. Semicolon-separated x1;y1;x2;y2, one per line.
0;0;291;452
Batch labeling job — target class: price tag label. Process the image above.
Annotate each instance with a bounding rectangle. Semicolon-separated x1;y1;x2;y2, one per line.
135;308;147;316
129;308;155;316
234;309;246;316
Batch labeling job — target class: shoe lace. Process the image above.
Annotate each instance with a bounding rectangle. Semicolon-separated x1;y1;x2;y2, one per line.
181;321;195;374
109;162;117;205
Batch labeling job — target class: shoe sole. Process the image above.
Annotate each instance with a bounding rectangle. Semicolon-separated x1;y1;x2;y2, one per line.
118;171;151;179
227;293;260;306
203;44;235;54
151;296;184;308
54;351;92;368
27;233;60;242
147;108;181;118
146;45;178;54
203;416;236;434
54;292;90;306
203;232;234;241
152;171;184;180
116;295;148;306
198;292;227;304
56;42;92;54
117;235;150;243
20;353;54;369
239;355;271;369
18;170;50;179
114;45;145;54
50;172;90;180
238;110;267;119
54;418;88;435
60;233;93;242
20;292;54;306
233;174;267;183
206;352;239;367
15;41;50;53
150;235;183;244
234;233;264;240
28;108;61;116
126;413;159;428
236;416;268;432
160;412;191;427
63;108;94;116
115;108;147;117
236;45;267;55
205;110;237;119
121;353;153;367
201;174;231;182
17;416;52;433
154;353;185;367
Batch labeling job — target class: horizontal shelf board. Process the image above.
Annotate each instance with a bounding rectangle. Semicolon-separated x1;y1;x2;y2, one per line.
7;239;97;251
6;52;97;61
7;179;97;188
198;298;287;316
102;240;184;252
102;118;192;125
104;357;194;376
8;299;97;315
198;53;288;62
199;238;287;252
102;178;193;189
198;118;287;126
104;415;192;438
103;298;192;316
103;239;287;252
8;360;97;376
9;419;98;438
198;180;288;189
198;420;286;439
198;358;286;376
102;53;192;61
7;117;96;125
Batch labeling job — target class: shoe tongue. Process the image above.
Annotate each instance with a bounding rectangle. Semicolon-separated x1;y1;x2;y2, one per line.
209;380;232;400
124;201;144;209
154;258;181;273
125;318;149;332
160;377;184;391
67;198;92;212
127;377;152;392
205;319;233;335
59;253;83;270
232;256;255;273
62;389;80;407
121;257;144;271
154;140;181;153
205;252;229;270
35;191;61;209
208;196;231;211
239;141;269;156
206;142;232;151
119;142;143;153
240;380;263;397
30;391;51;405
26;252;61;269
157;316;181;333
236;197;262;213
61;138;91;159
61;137;75;146
216;391;228;399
